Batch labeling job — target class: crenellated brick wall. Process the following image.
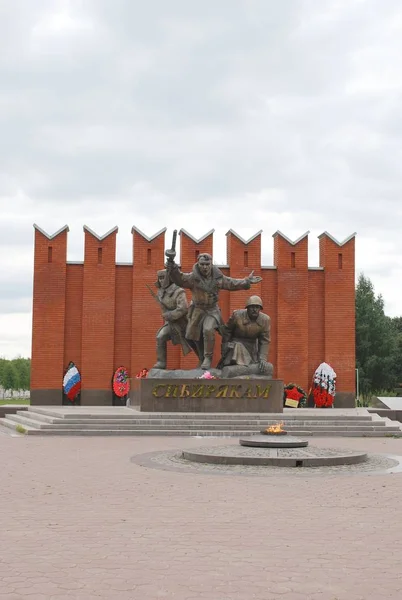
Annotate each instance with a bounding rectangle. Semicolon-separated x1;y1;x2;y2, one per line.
30;225;356;405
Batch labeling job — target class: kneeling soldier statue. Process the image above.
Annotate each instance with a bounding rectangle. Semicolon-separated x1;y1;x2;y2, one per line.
219;295;273;377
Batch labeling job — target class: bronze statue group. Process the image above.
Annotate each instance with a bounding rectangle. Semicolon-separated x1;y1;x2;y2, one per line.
150;242;273;379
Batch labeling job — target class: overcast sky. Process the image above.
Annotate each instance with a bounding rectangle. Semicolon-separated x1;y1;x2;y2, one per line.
1;0;402;359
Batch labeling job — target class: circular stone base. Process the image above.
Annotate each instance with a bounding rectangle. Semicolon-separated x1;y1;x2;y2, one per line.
240;435;308;449
182;445;368;467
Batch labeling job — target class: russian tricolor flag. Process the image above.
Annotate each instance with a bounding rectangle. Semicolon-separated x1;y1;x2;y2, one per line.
63;363;81;401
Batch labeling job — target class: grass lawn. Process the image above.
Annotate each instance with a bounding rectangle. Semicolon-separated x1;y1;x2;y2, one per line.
0;398;30;406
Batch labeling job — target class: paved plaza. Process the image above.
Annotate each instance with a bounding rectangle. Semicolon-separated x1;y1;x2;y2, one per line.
1;431;402;600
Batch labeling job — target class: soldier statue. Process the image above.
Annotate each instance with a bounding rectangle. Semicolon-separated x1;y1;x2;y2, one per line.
219;295;273;377
165;247;262;369
152;270;193;369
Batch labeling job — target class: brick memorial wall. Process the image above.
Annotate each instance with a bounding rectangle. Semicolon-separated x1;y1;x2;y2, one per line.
30;225;356;406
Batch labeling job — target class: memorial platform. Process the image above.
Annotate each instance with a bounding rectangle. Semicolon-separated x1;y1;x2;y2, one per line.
1;406;402;436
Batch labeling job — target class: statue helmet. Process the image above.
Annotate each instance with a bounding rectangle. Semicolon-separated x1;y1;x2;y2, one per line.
246;295;263;309
155;269;168;288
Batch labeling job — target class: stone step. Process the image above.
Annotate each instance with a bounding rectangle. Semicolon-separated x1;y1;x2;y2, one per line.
2;424;402;437
7;413;392;430
4;415;401;434
3;407;400;437
0;418;42;434
18;412;387;427
26;407;374;421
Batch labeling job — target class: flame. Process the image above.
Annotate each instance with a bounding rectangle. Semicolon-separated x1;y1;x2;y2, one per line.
266;421;285;434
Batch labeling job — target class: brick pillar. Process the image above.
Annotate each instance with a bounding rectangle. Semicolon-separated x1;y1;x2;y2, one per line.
64;264;84;374
226;230;262;313
308;268;325;387
179;229;214;369
31;224;69;405
319;232;356;404
261;266;277;376
114;266;132;372
274;231;309;390
131;227;166;376
81;226;118;405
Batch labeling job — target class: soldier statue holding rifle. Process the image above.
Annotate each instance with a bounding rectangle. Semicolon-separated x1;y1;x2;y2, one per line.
164;230;262;370
148;269;193;369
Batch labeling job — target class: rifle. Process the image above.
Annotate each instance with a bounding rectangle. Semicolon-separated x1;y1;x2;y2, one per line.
146;283;162;306
165;229;177;263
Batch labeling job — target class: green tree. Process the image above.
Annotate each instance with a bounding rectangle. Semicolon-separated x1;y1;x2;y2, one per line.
356;273;398;395
0;358;6;383
390;317;402;386
12;357;30;391
1;362;20;396
0;358;6;398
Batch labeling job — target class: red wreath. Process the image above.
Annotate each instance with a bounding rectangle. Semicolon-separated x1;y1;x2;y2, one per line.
313;387;334;408
112;366;130;398
284;383;307;408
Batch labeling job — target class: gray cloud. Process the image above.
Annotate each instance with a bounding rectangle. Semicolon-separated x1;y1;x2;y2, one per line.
1;0;402;356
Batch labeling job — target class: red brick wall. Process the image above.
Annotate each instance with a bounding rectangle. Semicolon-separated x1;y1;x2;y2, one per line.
308;269;325;387
319;234;356;393
226;231;262;313
64;264;83;370
114;266;132;370
31;227;356;398
131;228;166;376
261;268;277;378
31;226;68;390
81;227;117;390
274;233;309;391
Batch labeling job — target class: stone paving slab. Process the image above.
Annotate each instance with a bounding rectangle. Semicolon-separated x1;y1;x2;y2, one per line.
1;434;402;599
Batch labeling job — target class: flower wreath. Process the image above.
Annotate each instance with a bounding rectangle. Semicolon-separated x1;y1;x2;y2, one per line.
198;371;218;380
311;363;336;408
135;368;149;379
283;383;307;408
113;366;130;398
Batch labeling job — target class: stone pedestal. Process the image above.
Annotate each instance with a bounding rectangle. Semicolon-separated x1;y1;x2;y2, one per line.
139;378;284;413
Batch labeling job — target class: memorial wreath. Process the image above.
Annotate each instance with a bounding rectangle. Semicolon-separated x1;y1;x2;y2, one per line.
283;383;307;408
62;361;81;403
311;362;336;407
113;366;130;397
135;368;149;379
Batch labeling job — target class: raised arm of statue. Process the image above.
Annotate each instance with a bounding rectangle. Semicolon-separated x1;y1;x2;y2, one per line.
220;275;250;291
220;270;262;291
166;262;194;290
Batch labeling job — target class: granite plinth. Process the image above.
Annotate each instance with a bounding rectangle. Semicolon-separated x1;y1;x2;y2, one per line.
147;367;272;380
140;378;284;413
240;435;308;448
182;445;368;467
